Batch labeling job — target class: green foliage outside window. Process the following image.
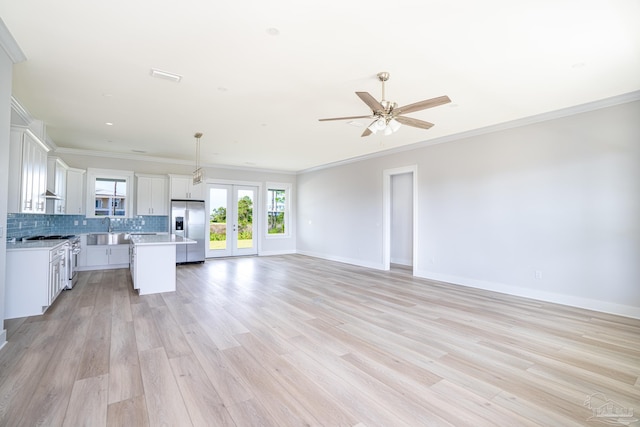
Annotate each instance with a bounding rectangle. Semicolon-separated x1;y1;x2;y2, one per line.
267;189;286;234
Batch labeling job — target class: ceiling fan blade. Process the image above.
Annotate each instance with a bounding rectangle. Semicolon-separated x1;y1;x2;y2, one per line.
318;115;372;122
395;95;451;115
356;92;385;113
361;127;373;137
395;116;434;129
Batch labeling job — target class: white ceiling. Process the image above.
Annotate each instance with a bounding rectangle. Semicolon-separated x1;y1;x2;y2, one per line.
1;0;639;172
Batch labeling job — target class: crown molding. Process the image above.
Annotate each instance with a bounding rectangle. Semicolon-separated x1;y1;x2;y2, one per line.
54;147;296;175
298;90;640;174
0;18;26;63
55;147;194;165
10;96;32;126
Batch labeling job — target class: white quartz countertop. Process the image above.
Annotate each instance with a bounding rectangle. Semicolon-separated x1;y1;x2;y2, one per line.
130;234;196;246
6;240;68;251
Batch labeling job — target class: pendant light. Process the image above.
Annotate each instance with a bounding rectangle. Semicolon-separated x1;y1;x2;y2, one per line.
192;132;204;185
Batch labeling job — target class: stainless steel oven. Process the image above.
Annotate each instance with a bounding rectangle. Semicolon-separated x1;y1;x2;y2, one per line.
67;236;81;289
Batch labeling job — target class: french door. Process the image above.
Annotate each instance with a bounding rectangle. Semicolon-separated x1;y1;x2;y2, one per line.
206;184;258;257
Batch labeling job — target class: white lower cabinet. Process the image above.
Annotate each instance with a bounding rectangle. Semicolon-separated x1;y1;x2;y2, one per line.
5;242;67;319
130;243;137;289
85;245;130;269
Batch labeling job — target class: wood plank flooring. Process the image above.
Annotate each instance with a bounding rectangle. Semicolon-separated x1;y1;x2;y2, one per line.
1;254;639;426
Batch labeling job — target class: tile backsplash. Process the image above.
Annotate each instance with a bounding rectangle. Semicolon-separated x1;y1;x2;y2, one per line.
7;213;168;239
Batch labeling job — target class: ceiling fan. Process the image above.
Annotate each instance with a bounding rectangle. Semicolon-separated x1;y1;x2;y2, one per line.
319;72;451;137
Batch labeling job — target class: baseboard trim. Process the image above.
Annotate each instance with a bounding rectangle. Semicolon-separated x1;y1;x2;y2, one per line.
296;250;385;270
415;270;640;320
259;250;297;257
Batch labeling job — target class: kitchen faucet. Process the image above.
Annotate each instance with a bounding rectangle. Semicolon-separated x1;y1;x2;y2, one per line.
102;217;112;233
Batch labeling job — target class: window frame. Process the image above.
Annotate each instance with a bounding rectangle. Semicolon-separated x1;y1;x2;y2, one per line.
265;182;291;239
86;168;135;218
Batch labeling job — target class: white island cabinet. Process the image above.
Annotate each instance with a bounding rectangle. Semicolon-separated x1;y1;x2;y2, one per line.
129;234;196;295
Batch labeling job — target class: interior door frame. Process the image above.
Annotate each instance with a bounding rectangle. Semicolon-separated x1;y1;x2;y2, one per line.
206;179;262;257
382;165;418;273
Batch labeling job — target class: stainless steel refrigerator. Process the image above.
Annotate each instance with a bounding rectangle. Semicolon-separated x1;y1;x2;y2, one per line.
171;199;206;263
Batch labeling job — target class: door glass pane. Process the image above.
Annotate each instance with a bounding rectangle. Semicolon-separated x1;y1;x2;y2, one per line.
209;188;227;250
237;190;253;249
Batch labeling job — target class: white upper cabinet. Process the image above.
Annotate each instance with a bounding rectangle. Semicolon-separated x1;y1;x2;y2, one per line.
66;168;86;215
169;174;204;200
46;157;68;214
8;127;50;213
136;174;168;216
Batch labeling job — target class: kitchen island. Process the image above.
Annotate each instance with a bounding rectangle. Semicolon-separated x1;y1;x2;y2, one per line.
129;234;196;295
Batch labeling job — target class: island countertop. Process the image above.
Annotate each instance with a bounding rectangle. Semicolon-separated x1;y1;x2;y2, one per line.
129;234;196;246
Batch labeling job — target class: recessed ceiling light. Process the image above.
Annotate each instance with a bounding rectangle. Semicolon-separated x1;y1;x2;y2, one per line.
266;28;280;36
102;93;113;98
217;87;228;92
105;122;113;126
150;68;182;82
132;149;147;153
347;121;364;127
571;62;586;69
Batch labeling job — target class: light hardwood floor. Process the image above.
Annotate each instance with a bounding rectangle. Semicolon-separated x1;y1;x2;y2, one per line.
1;255;639;426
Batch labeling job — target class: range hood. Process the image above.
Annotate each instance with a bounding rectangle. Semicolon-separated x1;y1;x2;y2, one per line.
45;190;62;200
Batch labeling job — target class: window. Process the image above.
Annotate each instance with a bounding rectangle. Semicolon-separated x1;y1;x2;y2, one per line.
86;168;134;218
266;183;290;237
95;178;127;216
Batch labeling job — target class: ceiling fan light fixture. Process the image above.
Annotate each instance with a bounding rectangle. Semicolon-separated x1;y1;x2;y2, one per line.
388;118;401;133
319;71;450;137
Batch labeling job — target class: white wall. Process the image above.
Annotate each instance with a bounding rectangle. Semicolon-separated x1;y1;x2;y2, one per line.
1;20;25;348
57;152;297;256
297;100;640;318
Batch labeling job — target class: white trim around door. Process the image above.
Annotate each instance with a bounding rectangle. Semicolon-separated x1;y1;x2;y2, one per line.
383;165;418;273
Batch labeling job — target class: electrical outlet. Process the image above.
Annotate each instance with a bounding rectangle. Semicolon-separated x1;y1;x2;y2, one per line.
18;222;22;229
74;220;78;226
535;270;543;279
82;220;87;225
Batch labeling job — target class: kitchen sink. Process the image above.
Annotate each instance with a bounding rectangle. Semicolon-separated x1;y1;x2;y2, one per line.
86;233;131;245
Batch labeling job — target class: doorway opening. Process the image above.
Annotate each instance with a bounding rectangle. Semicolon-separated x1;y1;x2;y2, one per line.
383;166;417;274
